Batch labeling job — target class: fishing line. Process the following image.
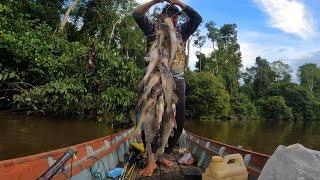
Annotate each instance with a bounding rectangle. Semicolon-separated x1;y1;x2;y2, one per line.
159;161;162;180
69;155;74;180
172;152;185;177
88;156;106;180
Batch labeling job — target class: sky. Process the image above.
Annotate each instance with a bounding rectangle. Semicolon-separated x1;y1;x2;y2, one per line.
136;0;320;81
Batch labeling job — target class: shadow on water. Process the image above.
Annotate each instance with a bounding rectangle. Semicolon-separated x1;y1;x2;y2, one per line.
0;113;118;161
185;119;320;155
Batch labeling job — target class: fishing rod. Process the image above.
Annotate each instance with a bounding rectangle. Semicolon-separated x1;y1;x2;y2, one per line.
38;150;76;180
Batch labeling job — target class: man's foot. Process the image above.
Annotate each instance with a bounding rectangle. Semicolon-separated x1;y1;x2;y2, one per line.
161;158;174;167
140;162;157;177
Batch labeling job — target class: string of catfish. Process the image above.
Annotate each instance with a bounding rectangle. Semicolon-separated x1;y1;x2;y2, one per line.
129;17;179;163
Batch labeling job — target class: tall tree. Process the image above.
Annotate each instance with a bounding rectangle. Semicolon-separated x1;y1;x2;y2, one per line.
205;21;219;49
195;53;206;72
193;30;207;72
243;57;276;98
298;63;320;93
205;22;242;97
71;0;146;65
29;0;65;27
271;61;293;83
59;0;79;32
254;57;276;97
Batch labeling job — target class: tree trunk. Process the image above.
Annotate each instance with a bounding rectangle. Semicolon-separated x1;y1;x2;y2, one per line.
108;17;123;48
58;0;79;32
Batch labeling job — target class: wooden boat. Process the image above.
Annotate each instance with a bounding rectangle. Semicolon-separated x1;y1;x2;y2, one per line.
0;128;270;180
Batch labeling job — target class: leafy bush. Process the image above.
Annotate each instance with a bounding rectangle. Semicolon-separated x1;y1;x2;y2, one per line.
257;96;293;121
186;71;231;119
267;83;320;121
13;78;88;115
231;93;258;119
12;47;142;121
1;1;144;122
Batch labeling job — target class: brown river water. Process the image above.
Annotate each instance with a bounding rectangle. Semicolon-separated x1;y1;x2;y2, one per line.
0;112;319;160
185;119;320;155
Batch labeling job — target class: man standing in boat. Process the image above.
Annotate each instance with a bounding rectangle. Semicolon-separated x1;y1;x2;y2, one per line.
132;0;202;176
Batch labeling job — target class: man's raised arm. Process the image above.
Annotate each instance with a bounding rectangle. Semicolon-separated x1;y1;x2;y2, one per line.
170;0;202;41
133;0;162;16
132;0;162;37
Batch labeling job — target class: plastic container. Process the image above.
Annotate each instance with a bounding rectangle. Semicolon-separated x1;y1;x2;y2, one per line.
203;154;248;180
107;167;124;178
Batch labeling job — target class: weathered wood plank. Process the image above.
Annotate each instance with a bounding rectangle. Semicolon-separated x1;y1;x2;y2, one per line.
132;153;203;180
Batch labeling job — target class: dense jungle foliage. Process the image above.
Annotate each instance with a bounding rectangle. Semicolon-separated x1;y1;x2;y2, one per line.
0;0;319;122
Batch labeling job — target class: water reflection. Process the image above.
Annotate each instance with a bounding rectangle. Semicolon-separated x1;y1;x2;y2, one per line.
0;113;116;160
1;113;319;160
185;120;320;155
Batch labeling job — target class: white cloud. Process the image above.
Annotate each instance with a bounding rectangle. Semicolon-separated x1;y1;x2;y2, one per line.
239;41;259;68
238;30;320;82
254;0;315;39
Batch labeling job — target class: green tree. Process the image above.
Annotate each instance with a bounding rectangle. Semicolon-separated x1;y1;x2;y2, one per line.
195;52;207;72
205;21;219;48
257;96;294;121
271;61;292;83
298;63;320;95
240;65;257;99
204;22;242;98
247;57;276;97
74;0;146;66
9;0;65;28
0;0;145;122
242;59;292;99
193;30;207;72
231;93;258;119
186;71;231;119
267;83;320;121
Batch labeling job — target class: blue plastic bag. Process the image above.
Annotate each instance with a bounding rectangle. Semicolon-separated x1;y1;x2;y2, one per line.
107;168;124;178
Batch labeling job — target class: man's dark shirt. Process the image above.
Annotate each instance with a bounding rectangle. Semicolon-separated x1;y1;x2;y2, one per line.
132;5;202;79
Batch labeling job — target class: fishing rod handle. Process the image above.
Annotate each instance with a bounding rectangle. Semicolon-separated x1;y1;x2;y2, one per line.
38;150;76;180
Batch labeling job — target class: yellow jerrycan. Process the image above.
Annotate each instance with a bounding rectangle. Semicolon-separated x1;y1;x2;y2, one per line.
203;153;248;180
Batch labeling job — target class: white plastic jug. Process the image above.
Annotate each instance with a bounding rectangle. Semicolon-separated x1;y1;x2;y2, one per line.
203;154;248;180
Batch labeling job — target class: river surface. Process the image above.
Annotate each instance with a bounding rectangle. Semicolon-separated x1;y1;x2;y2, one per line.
0;113;116;161
185;119;320;155
1;113;319;160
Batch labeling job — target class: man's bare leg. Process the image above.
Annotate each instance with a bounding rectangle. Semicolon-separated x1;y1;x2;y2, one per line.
140;152;157;176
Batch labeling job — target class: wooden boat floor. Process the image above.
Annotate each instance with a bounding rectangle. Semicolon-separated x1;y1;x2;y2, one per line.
131;154;203;180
